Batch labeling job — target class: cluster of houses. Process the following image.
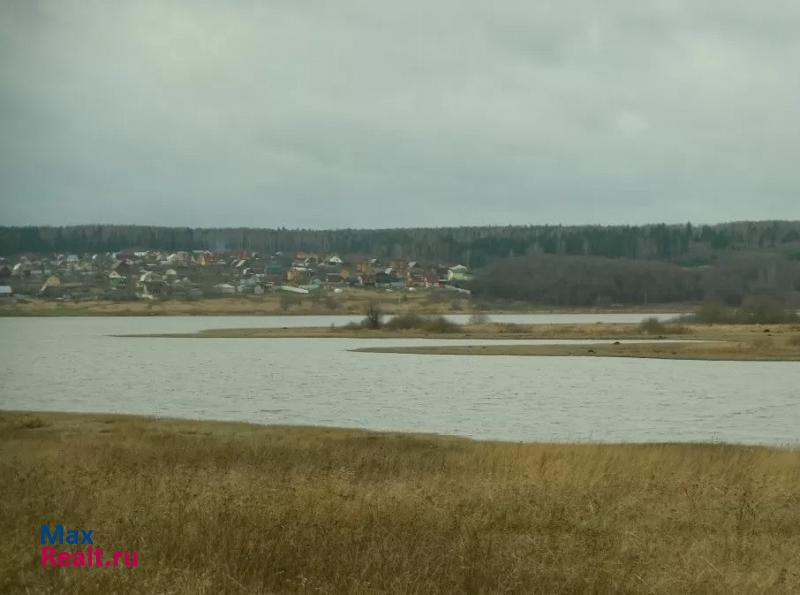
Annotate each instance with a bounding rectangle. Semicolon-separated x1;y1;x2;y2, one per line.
0;250;474;302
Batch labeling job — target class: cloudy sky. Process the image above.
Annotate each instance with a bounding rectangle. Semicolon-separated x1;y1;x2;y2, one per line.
1;1;799;228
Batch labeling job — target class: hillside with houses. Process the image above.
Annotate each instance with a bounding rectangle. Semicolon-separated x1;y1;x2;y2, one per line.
0;249;474;305
2;222;799;308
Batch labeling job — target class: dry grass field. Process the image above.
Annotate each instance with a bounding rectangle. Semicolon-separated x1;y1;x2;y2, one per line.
0;293;437;317
2;411;799;594
354;327;800;361
125;320;689;339
0;293;689;317
124;321;657;339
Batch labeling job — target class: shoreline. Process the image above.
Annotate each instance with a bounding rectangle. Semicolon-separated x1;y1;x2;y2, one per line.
115;322;678;339
3;409;799;447
352;341;800;362
114;322;800;361
0;296;692;317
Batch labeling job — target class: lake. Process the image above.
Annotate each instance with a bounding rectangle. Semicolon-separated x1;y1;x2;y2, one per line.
1;315;798;445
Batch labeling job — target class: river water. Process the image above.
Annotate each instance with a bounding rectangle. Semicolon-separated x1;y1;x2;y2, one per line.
1;315;798;445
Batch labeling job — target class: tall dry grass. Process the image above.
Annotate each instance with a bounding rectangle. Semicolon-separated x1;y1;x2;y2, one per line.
383;313;460;333
638;317;690;335
2;412;800;594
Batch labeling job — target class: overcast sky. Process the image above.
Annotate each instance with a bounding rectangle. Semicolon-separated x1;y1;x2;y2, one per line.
1;1;799;228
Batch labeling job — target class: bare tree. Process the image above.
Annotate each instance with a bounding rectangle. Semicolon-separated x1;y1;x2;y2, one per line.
364;302;383;329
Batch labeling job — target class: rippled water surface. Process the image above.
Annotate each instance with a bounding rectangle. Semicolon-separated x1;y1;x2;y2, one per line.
1;316;798;445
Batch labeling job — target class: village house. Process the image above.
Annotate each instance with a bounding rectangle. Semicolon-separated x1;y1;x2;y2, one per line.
346;275;364;287
287;267;312;283
264;263;288;284
0;248;477;304
166;251;190;266
447;264;474;282
294;252;320;267
12;261;31;277
137;271;164;298
194;251;215;266
325;273;344;285
39;275;62;297
406;262;426;287
278;285;309;295
108;271;128;291
112;259;135;276
375;271;405;289
59;282;97;301
390;260;410;276
212;283;236;296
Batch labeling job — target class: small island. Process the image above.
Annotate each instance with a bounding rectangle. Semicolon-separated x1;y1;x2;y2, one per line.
120;309;800;362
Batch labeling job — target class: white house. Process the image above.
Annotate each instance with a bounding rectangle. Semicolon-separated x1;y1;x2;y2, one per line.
213;283;236;295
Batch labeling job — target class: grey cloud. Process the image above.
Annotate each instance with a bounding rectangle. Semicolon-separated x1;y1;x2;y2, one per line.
1;0;799;228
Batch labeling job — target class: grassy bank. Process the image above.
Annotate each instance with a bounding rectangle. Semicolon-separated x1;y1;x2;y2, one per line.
121;321;690;339
353;339;800;361
0;294;440;317
122;321;657;339
350;323;800;361
2;411;800;593
0;295;691;317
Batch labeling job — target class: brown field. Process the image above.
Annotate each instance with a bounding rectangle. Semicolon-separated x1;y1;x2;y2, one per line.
353;330;800;362
353;341;800;361
2;411;800;594
123;320;691;339
123;321;658;339
345;323;800;362
0;293;441;317
0;294;690;317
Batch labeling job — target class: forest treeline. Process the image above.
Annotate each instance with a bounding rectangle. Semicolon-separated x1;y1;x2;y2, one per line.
2;221;800;266
3;222;799;306
469;252;800;307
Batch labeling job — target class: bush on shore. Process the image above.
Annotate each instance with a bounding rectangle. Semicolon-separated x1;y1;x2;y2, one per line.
638;317;689;335
384;313;459;333
343;310;461;333
688;296;799;324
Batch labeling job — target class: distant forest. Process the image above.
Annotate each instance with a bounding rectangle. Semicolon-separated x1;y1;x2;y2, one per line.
470;253;800;307
2;221;800;265
3;222;800;306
